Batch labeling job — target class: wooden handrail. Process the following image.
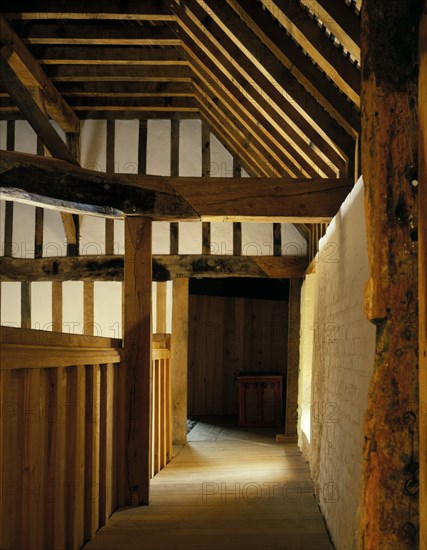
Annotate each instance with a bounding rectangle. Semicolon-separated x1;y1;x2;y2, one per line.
0;325;122;348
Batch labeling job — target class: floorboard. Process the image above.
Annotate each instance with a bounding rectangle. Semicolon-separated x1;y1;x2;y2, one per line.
84;416;334;550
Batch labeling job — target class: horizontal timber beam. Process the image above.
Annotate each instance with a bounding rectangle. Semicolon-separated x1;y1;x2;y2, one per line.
29;45;186;64
13;23;181;45
2;0;175;20
168;176;353;222
0;150;198;219
0;255;309;282
0;151;353;221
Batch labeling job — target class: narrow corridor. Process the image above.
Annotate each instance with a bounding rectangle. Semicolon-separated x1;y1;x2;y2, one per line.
85;418;333;550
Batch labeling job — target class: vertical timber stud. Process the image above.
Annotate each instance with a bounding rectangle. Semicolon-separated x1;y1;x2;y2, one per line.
360;1;421;549
284;278;301;438
105;120;115;255
170;119;180;255
233;159;242;255
124;217;152;505
419;4;427;549
202;123;211;254
171;278;189;446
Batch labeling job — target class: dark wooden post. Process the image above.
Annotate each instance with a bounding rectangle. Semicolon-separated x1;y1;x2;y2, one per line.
419;3;427;548
360;1;421;548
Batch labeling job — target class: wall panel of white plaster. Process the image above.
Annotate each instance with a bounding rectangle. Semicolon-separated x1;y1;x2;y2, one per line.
31;282;52;331
1;282;21;327
81;120;106;171
62;281;84;335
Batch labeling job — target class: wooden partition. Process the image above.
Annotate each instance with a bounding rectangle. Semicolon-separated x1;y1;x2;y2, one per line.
0;326;124;550
151;334;173;478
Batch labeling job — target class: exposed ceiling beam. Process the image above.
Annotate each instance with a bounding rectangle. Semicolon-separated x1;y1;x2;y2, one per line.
0;15;79;133
0;110;201;121
227;0;360;137
0;96;199;110
193;0;352;170
51;81;196;97
29;45;187;65
44;64;192;82
13;22;181;46
0;151;353;222
261;0;360;105
0;254;308;282
0;150;199;219
2;0;175;20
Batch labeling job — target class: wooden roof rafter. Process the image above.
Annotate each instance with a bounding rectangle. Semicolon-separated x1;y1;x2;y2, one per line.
260;0;361;105
170;0;352;177
169;2;335;178
193;0;353;165
226;0;360;137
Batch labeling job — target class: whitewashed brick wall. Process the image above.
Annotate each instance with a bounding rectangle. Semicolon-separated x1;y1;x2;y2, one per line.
298;178;376;550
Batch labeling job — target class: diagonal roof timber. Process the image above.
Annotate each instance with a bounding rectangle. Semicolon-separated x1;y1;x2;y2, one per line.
227;0;360;137
261;0;360;105
0;15;79;133
303;0;360;58
195;0;354;163
171;16;325;177
186;50;305;178
197;109;260;177
0;55;77;164
197;100;272;177
170;2;345;177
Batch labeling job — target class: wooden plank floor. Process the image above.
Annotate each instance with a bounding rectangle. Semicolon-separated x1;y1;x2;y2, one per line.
85;417;334;550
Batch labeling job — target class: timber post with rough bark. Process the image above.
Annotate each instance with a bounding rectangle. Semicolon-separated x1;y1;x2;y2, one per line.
360;1;422;548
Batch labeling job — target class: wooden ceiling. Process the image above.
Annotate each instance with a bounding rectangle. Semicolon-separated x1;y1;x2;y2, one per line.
0;0;361;180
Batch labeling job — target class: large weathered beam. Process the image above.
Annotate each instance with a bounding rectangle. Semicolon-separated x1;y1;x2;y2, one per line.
419;4;427;549
0;255;309;282
0;54;77;164
0;15;79;134
360;1;420;549
0;151;198;219
0;151;353;221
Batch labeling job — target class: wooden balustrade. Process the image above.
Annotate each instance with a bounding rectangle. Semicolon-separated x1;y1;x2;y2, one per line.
0;327;173;549
0;326;124;550
151;334;173;478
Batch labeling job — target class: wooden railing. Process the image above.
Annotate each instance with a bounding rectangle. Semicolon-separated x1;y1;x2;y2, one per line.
0;326;124;550
151;334;172;478
0;327;174;549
